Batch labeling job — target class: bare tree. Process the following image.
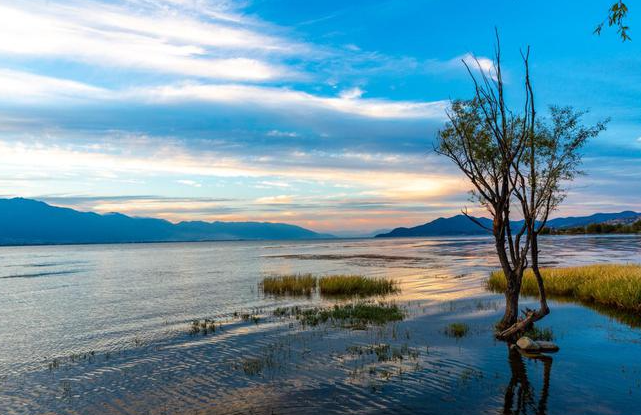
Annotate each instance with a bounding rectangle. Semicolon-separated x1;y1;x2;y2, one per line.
436;33;534;333
499;106;608;338
436;33;607;339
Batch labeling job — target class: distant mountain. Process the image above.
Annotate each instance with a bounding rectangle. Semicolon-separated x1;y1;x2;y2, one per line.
0;198;332;245
544;211;641;229
376;215;493;237
376;211;641;238
330;228;393;238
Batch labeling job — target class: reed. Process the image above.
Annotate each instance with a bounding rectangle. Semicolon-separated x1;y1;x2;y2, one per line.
260;274;398;297
318;275;398;296
260;274;317;295
487;264;641;313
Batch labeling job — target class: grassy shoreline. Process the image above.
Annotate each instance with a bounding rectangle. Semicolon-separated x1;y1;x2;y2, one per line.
487;264;641;313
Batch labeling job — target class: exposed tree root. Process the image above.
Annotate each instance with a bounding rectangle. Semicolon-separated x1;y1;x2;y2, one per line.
496;306;550;341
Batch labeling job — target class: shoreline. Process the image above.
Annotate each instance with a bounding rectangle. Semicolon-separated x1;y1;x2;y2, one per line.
1;232;640;249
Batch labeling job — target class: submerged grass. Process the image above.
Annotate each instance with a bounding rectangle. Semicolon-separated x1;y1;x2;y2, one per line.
189;319;218;335
260;274;317;296
319;275;398;296
445;322;470;338
487;264;641;313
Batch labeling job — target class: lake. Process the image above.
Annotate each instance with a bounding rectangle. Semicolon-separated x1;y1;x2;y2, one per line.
0;235;640;414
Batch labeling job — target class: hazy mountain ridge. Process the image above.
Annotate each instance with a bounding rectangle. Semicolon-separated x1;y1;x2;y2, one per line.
0;198;331;245
376;211;641;238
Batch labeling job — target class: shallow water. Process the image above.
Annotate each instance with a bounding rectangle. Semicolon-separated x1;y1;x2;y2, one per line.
0;235;640;414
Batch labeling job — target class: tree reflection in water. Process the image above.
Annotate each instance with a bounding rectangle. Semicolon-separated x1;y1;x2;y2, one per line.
503;347;552;415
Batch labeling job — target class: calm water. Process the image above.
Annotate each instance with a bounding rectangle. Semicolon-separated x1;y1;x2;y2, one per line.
0;235;640;414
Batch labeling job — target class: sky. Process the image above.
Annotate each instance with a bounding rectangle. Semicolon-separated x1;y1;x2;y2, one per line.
0;0;639;234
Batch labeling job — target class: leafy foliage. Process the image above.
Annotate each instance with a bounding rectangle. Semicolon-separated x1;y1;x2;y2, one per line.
595;1;631;41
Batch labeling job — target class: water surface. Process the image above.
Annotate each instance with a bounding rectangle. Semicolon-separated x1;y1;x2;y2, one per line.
0;235;640;414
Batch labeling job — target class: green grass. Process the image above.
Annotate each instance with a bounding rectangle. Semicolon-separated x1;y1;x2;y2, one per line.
487;264;641;313
445;322;470;338
318;275;398;297
274;302;404;327
260;274;398;297
260;274;317;295
523;326;554;341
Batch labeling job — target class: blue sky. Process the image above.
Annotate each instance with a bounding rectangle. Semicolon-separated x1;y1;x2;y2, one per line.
0;0;639;233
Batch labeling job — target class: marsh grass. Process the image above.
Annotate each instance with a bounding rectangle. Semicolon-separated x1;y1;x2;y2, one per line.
274;302;404;327
189;319;218;335
347;343;420;362
260;274;317;296
319;275;398;297
260;274;398;297
445;322;470;338
487;264;641;313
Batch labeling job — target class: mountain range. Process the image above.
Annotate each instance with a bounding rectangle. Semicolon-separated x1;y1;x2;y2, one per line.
376;211;641;238
0;198;638;245
0;198;331;245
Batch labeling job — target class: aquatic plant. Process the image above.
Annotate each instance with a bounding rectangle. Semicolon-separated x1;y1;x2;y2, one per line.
318;275;398;297
325;302;404;325
189;319;217;335
445;322;470;338
347;343;419;363
275;302;404;327
260;273;398;297
241;357;266;376
523;326;554;341
487;264;641;313
260;274;317;295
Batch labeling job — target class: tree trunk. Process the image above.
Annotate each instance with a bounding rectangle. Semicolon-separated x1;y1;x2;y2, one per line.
497;230;550;340
530;233;550;316
499;272;521;330
494;225;521;331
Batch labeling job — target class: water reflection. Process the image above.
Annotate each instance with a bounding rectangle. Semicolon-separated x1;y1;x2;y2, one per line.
503;348;552;415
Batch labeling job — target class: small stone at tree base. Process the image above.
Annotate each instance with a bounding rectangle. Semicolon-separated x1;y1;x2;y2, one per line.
515;336;559;353
516;336;540;351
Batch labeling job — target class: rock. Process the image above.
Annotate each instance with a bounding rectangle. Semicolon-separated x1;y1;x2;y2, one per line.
515;337;560;354
516;337;540;351
536;341;560;352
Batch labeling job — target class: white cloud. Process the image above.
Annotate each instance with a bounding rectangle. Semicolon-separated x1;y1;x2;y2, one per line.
451;53;495;79
176;179;202;187
339;87;364;100
258;181;291;188
0;2;298;81
0;69;111;102
0;139;464;201
137;83;448;119
255;195;294;204
267;130;299;138
0;69;448;119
